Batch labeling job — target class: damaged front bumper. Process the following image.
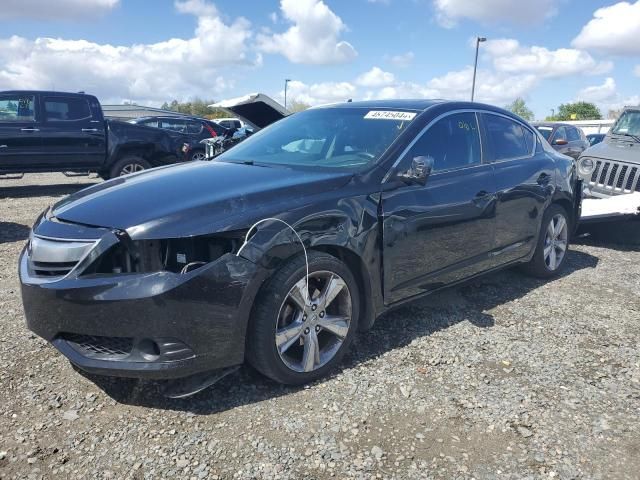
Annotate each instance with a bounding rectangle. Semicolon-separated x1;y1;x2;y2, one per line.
19;218;265;379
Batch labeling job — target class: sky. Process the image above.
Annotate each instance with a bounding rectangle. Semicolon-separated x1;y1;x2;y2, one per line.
1;0;639;119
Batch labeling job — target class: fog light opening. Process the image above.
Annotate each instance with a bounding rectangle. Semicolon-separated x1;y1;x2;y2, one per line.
138;339;161;361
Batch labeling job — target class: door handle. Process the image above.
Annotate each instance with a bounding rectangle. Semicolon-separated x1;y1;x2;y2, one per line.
81;128;99;132
20;128;40;132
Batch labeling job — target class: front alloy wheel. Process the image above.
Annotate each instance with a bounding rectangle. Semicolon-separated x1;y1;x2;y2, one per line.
247;252;360;385
276;271;352;373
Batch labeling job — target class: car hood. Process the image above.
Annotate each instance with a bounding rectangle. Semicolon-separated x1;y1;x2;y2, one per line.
51;161;353;239
210;93;287;130
584;137;640;164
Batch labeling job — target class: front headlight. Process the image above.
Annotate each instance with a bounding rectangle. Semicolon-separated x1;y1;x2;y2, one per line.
578;157;596;176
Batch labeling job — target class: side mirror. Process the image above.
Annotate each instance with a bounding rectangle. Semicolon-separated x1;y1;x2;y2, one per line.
398;156;433;186
553;138;569;146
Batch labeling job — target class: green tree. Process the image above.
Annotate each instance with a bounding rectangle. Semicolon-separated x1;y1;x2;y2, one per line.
554;102;602;121
160;98;226;119
505;97;534;121
288;100;311;113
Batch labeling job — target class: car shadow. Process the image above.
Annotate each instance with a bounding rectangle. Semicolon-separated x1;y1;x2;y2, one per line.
77;249;599;414
574;222;640;252
0;221;30;244
0;182;98;199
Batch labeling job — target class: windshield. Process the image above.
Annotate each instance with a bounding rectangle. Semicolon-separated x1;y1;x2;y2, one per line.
611;110;640;136
534;125;553;141
215;107;416;170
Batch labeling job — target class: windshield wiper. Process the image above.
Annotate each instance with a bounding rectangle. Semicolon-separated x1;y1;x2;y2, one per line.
612;132;640;143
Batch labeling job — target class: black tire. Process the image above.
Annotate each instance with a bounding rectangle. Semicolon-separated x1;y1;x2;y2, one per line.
246;251;360;385
522;204;571;278
108;156;151;179
189;150;207;162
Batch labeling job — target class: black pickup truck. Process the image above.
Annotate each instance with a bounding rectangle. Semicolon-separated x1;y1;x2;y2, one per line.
0;90;189;179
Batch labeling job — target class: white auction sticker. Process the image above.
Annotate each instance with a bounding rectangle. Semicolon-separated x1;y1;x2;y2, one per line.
364;110;417;121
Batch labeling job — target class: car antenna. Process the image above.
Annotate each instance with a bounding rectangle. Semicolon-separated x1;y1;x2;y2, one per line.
237;218;310;305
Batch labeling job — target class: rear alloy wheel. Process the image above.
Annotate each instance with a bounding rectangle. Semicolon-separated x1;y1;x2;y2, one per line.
247;252;359;385
523;204;570;278
543;213;568;271
190;150;207;162
109;156;151;178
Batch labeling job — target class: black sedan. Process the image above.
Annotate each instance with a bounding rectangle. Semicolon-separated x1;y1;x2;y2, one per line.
20;100;580;387
129;115;228;161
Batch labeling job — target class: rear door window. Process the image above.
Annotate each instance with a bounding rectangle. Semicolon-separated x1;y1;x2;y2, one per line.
0;95;36;122
160;119;187;132
186;121;203;134
482;114;530;161
44;97;92;121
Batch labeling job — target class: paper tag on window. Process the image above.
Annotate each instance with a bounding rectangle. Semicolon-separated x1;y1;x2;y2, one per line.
364;111;417;121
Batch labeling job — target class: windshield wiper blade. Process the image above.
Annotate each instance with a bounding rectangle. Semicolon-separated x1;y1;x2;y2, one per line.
613;132;640;143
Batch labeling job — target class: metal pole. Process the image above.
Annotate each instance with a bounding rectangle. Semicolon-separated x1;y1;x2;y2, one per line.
284;79;291;110
471;37;486;102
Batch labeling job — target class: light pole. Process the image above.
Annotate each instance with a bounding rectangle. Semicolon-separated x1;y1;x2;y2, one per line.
471;36;486;102
284;78;292;110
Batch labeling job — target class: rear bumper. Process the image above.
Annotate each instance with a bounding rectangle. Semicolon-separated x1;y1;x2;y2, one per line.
20;249;263;379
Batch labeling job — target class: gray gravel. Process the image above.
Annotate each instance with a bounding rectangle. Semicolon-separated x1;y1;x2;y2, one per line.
1;173;639;479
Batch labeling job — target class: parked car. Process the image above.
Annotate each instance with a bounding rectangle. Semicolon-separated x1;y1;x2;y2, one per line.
0;91;190;179
216;117;245;130
533;122;589;160
587;133;606;146
20;100;580;388
577;106;640;198
129;115;228;161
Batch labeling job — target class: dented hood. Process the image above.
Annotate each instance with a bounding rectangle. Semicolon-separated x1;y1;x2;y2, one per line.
51;161;353;239
211;93;287;129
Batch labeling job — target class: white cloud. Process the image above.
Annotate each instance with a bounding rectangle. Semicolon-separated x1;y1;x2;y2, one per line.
573;1;640;55
257;0;357;65
356;67;395;88
0;1;254;104
386;51;414;68
577;77;617;103
0;0;119;20
365;68;537;106
433;0;556;28
576;77;640;113
485;38;612;78
635;65;640;77
282;80;357;105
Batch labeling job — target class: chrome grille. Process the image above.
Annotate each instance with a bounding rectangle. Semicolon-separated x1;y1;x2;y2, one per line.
27;235;96;279
588;159;640;195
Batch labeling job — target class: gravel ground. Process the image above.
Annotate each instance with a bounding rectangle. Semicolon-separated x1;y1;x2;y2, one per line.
1;173;639;480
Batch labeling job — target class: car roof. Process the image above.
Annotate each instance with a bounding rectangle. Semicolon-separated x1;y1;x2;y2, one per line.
135;115;206;122
313;99;446;111
532;122;574;128
0;90;95;98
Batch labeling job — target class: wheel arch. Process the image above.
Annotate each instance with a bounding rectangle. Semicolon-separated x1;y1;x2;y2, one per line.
309;244;376;332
